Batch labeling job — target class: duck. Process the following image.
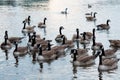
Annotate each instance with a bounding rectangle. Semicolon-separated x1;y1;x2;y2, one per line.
86;12;97;21
71;49;101;67
62;35;74;48
61;8;68;14
55;26;67;42
100;46;117;59
0;31;12;50
98;54;120;71
25;16;31;25
72;28;81;41
109;40;120;48
38;17;47;28
79;32;90;44
97;19;111;30
22;20;35;33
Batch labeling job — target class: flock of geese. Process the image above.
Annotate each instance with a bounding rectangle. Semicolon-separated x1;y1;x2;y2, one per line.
0;4;120;73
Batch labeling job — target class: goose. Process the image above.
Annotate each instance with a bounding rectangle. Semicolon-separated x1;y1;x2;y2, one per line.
100;46;117;59
109;40;120;48
61;8;68;14
91;37;103;51
98;54;120;71
72;28;81;41
71;49;101;67
62;35;74;48
25;16;31;25
70;49;88;58
13;42;28;57
38;17;47;28
22;21;35;33
55;26;67;42
0;31;12;50
97;19;111;30
37;44;57;62
79;32;90;44
86;12;97;21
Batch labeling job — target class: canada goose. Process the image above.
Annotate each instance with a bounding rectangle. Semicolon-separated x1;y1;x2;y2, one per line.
61;8;68;14
62;35;74;48
91;37;103;51
55;26;67;42
86;12;97;21
37;44;57;62
97;19;111;30
38;17;47;28
13;42;28;57
72;28;81;41
71;49;101;67
100;46;117;59
98;54;120;71
0;31;12;50
80;32;90;44
70;49;88;58
109;40;120;48
22;21;35;33
25;16;31;25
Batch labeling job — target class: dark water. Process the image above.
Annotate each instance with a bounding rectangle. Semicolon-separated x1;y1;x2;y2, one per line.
0;0;120;80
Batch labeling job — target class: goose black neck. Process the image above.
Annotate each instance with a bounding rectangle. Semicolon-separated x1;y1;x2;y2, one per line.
94;51;100;58
15;43;18;51
31;37;36;47
28;33;32;42
59;28;62;35
93;29;95;38
62;36;65;45
38;46;42;55
93;13;96;18
99;55;102;65
92;37;95;46
83;32;86;40
47;42;51;50
101;48;105;56
73;50;77;61
76;29;79;39
43;18;46;25
23;22;26;29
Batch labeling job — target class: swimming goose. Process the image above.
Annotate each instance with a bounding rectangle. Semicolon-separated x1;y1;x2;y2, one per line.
86;12;97;21
91;37;103;51
13;42;28;57
62;35;74;48
0;31;12;50
97;19;111;30
37;44;56;62
72;28;81;41
109;40;120;48
71;49;101;67
38;17;47;28
55;26;67;42
98;54;120;71
70;49;88;58
100;46;117;59
22;21;35;33
61;8;68;14
80;32;90;44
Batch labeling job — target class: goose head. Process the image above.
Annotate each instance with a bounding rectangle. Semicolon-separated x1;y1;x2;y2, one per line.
76;28;79;39
93;12;97;18
43;17;47;24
